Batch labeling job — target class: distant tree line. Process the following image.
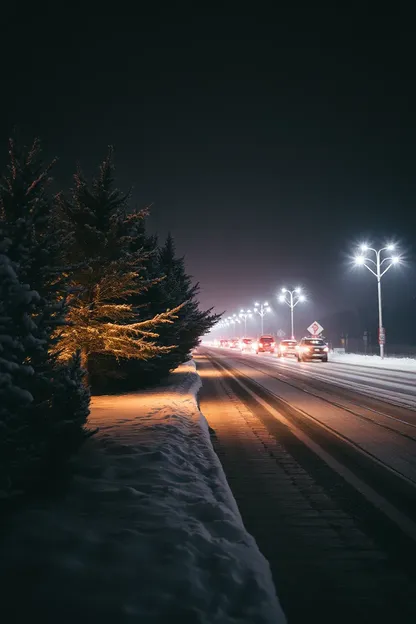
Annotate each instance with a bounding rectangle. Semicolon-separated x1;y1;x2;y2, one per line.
0;139;219;502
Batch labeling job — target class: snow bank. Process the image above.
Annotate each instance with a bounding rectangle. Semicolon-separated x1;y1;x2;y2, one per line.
331;352;416;371
0;361;285;624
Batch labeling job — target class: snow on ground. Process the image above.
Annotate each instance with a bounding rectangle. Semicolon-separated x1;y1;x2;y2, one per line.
330;352;416;371
0;361;285;624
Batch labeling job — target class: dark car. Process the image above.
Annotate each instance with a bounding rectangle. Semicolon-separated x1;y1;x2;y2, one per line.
277;339;298;358
297;337;329;362
256;335;276;354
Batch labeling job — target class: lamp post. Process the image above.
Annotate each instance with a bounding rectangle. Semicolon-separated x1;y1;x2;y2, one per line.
354;243;401;359
278;287;305;340
239;309;252;336
227;316;236;337
253;301;271;335
232;314;242;337
227;315;241;337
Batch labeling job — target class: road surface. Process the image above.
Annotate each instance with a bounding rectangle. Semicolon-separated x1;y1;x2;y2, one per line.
197;348;416;623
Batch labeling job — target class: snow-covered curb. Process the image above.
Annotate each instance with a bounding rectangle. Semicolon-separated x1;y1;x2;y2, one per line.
330;352;416;371
0;361;285;624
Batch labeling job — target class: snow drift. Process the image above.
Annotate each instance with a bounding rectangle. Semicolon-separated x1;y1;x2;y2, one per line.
330;352;416;371
0;361;285;624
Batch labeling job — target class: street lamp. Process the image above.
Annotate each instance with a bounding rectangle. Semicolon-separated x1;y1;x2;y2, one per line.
239;309;253;336
227;315;241;337
253;301;271;334
278;287;305;339
354;243;401;359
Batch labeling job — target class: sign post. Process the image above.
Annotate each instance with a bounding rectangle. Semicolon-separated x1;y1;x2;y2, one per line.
307;321;324;337
378;327;385;347
363;330;368;354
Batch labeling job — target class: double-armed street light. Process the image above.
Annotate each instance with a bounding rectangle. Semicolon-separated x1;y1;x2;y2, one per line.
278;287;306;340
254;301;271;334
354;243;401;359
239;309;253;336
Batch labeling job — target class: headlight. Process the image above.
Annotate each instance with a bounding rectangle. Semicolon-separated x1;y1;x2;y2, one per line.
280;346;286;351
324;346;329;352
302;346;310;352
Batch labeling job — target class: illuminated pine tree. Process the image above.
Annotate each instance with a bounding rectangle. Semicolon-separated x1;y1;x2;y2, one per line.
56;149;179;375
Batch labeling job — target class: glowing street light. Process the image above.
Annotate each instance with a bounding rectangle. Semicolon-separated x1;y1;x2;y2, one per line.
239;309;253;336
253;301;271;334
227;315;241;337
354;243;402;359
278;287;306;339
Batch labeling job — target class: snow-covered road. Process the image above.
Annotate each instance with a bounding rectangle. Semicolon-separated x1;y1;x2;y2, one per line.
206;348;416;487
196;352;416;622
217;348;416;410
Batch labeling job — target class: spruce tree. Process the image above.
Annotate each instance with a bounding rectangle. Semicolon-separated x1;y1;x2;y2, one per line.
0;138;67;308
0;251;90;498
123;233;220;383
56;149;180;380
0;139;90;499
156;234;220;368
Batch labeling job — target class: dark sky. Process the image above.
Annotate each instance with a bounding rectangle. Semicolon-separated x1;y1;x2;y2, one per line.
1;5;416;340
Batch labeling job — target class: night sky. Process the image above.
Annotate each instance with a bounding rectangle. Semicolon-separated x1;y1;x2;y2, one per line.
2;6;415;343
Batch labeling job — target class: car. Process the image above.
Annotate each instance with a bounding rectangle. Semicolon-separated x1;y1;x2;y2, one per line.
219;339;229;348
256;335;276;354
229;338;240;349
240;338;256;352
296;337;329;362
277;339;298;358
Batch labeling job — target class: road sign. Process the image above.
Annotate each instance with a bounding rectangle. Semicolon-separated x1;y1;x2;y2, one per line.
277;329;285;338
378;327;385;345
307;321;324;336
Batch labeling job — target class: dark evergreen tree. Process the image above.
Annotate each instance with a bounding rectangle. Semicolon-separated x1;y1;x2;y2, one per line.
0;139;90;500
56;149;180;384
0;138;67;310
121;233;220;385
156;234;220;367
0;251;90;499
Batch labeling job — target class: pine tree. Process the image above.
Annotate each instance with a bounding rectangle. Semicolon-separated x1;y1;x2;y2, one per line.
0;252;90;498
156;234;220;367
56;149;180;379
122;233;221;383
0;252;42;497
0;139;90;499
0;138;67;306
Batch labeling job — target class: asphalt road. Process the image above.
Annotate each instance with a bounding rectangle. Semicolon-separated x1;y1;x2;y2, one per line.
197;348;416;623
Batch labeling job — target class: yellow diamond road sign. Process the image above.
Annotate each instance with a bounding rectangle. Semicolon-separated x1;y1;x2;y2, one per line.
307;321;324;336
